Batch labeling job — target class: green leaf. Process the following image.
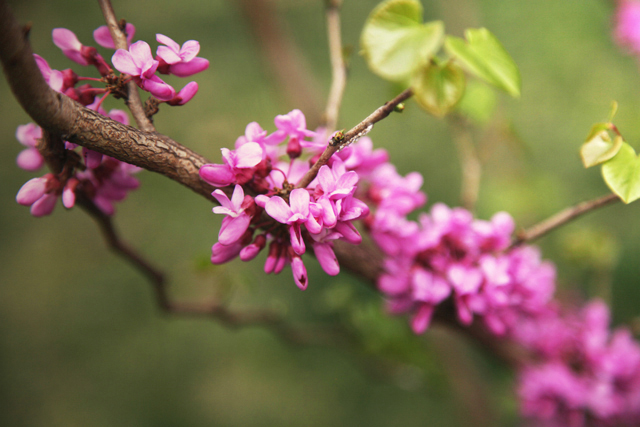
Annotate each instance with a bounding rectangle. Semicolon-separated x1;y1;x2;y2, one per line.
455;80;497;124
580;123;623;168
360;0;444;82
601;142;640;204
411;60;466;117
444;28;521;97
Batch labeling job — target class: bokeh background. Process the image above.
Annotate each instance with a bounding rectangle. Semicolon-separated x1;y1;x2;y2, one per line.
2;0;640;425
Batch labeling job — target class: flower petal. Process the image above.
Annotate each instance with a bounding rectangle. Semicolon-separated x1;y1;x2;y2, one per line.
169;57;209;77
313;242;339;276
112;49;139;75
16;177;47;205
291;256;308;290
265;196;292;223
289;188;310;217
16;148;44;171
235;142;263;168
30;193;57;217
179;40;200;61
218;215;251;245
200;163;235;187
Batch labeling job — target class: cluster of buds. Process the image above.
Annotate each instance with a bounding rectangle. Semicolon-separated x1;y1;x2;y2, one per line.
15;108;140;217
199;110;370;290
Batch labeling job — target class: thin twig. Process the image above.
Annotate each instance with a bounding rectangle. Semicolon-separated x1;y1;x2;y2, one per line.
322;0;347;134
77;189;350;347
97;0;155;132
297;88;414;189
450;116;481;212
510;193;620;248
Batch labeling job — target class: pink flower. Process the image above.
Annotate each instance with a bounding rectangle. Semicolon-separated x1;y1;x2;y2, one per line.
93;23;136;49
52;28;89;65
316;164;358;200
15;123;44;171
155;34;209;77
269;110;317;158
33;54;64;92
199;142;263;187
211;185;253;245
112;41;175;100
265;188;311;255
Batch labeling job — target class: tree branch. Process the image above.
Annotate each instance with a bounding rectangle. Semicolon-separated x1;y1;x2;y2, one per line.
97;0;155;132
0;0;529;368
322;0;347;134
296;88;414;189
510;193;620;248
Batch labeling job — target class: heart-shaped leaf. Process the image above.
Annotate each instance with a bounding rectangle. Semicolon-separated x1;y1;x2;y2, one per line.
601;142;640;204
444;28;521;97
411;60;466;117
580;123;623;168
360;0;444;82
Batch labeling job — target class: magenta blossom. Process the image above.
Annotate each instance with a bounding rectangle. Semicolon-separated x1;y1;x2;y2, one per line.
265;188;312;255
211;185;253;245
112;41;175;100
199;142;263;187
52;28;89;65
155;34;209;77
33;54;64;92
93;23;136;49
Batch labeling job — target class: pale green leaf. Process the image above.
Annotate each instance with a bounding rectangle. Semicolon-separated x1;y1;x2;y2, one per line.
360;0;444;82
411;60;466;117
444;28;521;97
580;130;623;168
601;142;640;204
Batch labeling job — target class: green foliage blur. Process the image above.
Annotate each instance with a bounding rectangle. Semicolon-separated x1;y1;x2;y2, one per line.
2;0;640;425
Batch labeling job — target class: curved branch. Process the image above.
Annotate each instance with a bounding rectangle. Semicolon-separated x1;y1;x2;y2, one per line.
0;0;527;366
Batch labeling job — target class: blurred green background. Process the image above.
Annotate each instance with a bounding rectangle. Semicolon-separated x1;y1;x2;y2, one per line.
2;0;640;425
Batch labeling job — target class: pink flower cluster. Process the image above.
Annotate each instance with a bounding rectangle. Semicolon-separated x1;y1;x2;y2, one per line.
47;24;207;106
111;33;208;103
358;161;555;334
614;0;640;56
349;136;640;424
515;300;640;426
199;110;370;290
15;22;210;217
